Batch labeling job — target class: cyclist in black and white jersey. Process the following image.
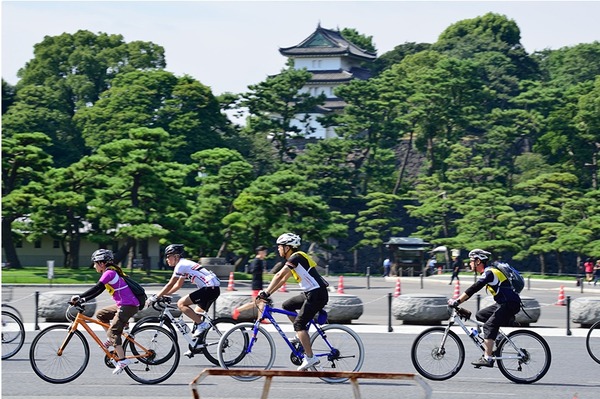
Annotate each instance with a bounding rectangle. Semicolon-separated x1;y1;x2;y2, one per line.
256;233;329;371
147;244;220;337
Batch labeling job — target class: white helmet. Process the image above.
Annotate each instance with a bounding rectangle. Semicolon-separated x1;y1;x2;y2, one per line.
276;233;301;248
468;248;491;261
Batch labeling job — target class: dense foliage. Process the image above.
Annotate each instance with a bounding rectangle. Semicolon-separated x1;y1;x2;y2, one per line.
2;15;599;274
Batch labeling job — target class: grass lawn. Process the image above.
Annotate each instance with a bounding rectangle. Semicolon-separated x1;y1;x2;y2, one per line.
1;266;255;285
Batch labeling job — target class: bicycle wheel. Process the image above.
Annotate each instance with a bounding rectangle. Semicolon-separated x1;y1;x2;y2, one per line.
2;310;25;359
497;329;551;384
131;316;177;343
217;322;275;382
29;325;90;383
124;325;180;384
586;320;600;364
198;317;237;365
310;324;365;383
2;304;24;323
411;327;465;381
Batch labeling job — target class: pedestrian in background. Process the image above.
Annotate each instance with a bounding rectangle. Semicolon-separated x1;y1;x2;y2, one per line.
382;258;391;277
449;255;461;285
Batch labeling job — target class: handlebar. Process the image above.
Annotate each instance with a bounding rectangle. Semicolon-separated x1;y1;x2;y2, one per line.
65;303;85;321
152;296;174;311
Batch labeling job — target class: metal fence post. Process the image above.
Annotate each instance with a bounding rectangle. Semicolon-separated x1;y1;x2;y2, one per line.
366;267;370;290
35;291;40;330
388;293;393;332
566;296;572;336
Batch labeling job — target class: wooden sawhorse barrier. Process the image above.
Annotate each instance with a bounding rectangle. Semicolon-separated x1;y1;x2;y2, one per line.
190;368;432;399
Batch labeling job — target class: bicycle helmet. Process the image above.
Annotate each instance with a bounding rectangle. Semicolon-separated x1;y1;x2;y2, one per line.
91;249;114;263
164;244;184;256
468;248;491;261
276;233;301;248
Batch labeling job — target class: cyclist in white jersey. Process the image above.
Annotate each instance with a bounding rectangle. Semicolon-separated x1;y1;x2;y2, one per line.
257;233;329;371
147;244;220;337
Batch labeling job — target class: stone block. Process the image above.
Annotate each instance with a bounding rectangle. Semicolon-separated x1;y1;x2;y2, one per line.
571;297;600;327
481;296;541;326
324;294;363;324
392;294;449;325
38;291;96;321
214;292;258;321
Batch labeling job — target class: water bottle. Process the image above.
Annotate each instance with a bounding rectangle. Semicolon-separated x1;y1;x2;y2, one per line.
177;318;190;334
470;328;479;338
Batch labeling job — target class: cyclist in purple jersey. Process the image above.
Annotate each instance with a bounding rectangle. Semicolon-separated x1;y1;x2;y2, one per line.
147;244;221;337
256;233;329;371
70;249;139;374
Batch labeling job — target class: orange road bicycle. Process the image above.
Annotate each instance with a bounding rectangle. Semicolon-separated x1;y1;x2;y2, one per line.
29;302;180;384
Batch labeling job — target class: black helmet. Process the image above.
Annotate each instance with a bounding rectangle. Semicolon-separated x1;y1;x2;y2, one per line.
91;249;114;263
164;244;184;257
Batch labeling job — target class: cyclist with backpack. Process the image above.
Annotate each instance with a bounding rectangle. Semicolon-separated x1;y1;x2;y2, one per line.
146;244;220;338
447;248;521;368
69;249;140;375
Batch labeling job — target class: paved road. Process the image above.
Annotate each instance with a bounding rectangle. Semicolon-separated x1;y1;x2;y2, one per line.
2;275;599;399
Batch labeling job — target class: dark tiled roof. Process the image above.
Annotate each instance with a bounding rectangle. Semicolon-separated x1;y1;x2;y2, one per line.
280;25;376;60
305;68;372;83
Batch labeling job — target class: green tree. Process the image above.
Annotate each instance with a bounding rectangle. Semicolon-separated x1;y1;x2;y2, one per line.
74;71;231;160
354;192;404;254
241;63;325;162
185;148;255;257
509;172;580;274
224;170;349;266
1;132;53;268
12;30;167;165
85;128;190;267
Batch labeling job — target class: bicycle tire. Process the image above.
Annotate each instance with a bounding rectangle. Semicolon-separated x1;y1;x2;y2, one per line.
586;320;600;364
2;304;24;323
2;310;25;359
198;317;237;365
124;325;180;384
131;316;178;343
29;324;90;383
217;322;275;381
497;329;551;384
411;327;465;381
310;324;365;383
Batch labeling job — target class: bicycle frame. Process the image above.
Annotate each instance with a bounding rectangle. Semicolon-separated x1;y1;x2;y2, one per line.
445;307;525;361
61;308;151;362
250;302;331;361
151;299;217;349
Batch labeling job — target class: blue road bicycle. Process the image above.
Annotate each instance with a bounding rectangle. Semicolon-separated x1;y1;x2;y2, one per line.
217;299;364;383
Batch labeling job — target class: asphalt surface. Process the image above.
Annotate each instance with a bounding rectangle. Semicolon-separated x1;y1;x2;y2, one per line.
2;275;600;399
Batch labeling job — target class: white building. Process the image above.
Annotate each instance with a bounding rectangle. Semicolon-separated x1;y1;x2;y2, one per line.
279;24;376;139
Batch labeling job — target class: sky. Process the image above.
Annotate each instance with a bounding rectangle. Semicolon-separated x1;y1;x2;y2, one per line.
2;1;600;96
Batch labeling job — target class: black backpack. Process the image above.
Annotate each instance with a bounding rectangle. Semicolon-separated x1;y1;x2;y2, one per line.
123;275;147;310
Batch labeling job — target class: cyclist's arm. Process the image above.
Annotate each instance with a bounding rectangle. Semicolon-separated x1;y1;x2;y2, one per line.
157;275;184;297
263;266;292;295
79;282;105;302
455;274;489;304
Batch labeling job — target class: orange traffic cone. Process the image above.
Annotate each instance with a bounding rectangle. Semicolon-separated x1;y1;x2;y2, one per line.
452;280;461;300
556;285;566;306
337;275;345;294
227;272;236;291
279;282;288;292
394;278;401;297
